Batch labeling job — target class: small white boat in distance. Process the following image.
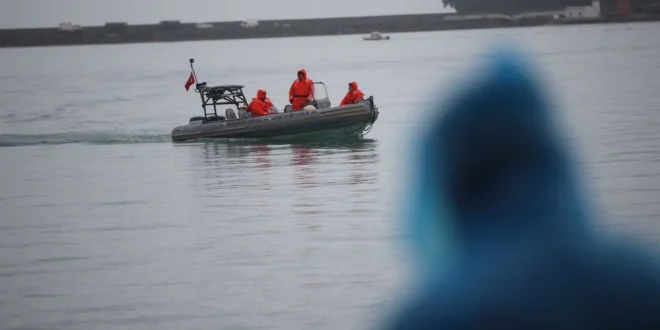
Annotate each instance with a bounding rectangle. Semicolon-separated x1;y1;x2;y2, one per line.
363;31;390;41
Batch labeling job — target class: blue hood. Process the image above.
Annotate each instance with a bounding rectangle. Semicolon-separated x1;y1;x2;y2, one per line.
404;46;593;275
385;45;660;330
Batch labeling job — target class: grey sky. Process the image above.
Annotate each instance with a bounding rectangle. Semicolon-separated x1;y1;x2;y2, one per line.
0;0;453;29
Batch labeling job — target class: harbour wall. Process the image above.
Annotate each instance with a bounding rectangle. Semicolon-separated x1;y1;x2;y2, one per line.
1;13;659;48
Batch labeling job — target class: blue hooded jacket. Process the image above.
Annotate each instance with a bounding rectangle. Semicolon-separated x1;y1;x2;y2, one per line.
384;46;660;330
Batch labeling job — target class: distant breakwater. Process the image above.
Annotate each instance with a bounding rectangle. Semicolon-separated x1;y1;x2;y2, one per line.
1;13;659;48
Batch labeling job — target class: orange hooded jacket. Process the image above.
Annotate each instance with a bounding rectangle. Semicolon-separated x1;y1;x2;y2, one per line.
339;82;365;106
247;89;274;117
289;69;315;108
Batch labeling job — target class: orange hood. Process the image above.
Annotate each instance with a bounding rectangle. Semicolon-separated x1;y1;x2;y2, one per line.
297;69;307;79
257;89;267;100
349;81;358;90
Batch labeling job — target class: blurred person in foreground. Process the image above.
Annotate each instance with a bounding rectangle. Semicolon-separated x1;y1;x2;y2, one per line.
381;45;660;329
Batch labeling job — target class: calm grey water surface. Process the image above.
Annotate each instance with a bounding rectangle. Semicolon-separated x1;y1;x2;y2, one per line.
2;22;660;329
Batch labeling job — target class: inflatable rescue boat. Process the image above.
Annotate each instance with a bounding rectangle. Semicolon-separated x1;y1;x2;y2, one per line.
171;59;379;142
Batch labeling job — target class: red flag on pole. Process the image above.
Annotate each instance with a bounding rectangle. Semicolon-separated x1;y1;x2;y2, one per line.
184;72;195;91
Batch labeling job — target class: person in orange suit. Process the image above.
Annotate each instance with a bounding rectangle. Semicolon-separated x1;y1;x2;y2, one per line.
289;69;315;111
339;81;365;106
246;89;275;117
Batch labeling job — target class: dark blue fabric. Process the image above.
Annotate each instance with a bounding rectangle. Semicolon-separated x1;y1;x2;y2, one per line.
385;46;660;330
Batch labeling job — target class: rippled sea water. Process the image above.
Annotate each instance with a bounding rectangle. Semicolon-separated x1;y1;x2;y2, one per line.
2;22;660;329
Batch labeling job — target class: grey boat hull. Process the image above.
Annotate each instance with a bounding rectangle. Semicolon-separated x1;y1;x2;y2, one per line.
171;100;378;142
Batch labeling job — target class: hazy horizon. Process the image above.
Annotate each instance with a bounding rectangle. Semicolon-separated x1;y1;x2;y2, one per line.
0;0;454;29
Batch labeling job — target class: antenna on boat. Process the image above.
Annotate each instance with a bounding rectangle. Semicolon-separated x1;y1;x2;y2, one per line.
189;58;199;85
190;58;206;114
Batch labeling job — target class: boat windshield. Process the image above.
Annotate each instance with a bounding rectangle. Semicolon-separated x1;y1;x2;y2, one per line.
312;82;329;102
